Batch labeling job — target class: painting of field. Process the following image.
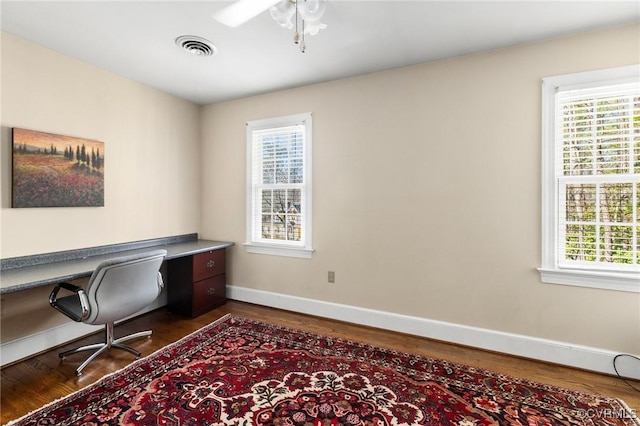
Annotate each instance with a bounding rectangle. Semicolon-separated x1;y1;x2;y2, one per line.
12;128;104;208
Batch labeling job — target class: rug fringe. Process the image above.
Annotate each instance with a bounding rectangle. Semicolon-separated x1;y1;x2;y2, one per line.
616;398;640;426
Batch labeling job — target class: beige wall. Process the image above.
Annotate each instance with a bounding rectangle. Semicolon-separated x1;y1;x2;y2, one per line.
1;25;638;357
0;33;200;342
1;33;201;258
200;24;640;354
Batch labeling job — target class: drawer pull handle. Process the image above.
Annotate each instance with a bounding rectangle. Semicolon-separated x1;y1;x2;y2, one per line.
207;288;216;296
207;260;215;268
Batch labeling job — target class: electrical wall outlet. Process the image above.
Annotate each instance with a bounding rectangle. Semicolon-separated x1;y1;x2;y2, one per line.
328;271;335;283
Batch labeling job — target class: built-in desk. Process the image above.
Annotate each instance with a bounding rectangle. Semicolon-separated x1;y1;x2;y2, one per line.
0;234;234;295
0;234;234;366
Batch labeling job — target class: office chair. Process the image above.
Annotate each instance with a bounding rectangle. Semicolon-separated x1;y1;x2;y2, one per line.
49;249;167;376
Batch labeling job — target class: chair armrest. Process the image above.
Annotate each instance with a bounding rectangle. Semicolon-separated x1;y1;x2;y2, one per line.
49;281;81;297
157;271;165;291
49;282;90;322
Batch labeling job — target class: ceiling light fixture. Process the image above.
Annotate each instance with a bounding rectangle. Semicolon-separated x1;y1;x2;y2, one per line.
175;35;217;57
269;0;327;53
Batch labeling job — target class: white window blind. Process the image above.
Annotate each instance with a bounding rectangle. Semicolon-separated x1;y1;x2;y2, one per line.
246;113;313;258
556;82;639;271
539;65;640;292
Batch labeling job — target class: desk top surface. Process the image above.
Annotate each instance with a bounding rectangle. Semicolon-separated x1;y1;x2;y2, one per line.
0;239;234;294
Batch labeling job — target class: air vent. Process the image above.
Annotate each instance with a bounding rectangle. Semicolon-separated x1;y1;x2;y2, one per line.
175;35;217;57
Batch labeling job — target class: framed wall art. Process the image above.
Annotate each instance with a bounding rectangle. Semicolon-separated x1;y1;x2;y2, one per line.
12;128;104;208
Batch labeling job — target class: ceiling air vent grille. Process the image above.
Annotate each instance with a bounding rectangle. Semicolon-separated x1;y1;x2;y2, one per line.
175;35;217;57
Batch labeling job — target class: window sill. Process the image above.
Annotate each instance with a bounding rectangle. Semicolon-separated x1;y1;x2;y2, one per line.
244;243;314;259
538;267;640;293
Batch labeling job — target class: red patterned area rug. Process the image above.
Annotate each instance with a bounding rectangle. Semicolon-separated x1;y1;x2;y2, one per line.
6;314;638;426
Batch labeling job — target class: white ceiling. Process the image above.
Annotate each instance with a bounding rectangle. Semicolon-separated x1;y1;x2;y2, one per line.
2;1;639;105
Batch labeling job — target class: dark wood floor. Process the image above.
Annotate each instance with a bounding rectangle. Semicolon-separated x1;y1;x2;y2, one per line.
1;300;639;424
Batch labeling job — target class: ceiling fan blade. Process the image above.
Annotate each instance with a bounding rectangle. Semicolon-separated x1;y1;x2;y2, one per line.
213;0;281;28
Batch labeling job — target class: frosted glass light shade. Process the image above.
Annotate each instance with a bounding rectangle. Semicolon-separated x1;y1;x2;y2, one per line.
298;0;327;22
270;0;296;29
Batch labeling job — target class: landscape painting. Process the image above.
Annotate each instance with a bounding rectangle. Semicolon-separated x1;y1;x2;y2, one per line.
12;128;104;208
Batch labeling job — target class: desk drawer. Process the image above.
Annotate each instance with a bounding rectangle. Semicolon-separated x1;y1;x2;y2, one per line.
192;274;226;315
193;250;225;282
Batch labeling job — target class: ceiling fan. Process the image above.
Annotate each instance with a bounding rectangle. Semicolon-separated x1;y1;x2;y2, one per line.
213;0;328;52
213;0;282;28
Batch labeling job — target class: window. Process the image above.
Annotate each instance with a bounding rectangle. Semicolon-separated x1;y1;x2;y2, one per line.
539;65;639;292
245;113;313;258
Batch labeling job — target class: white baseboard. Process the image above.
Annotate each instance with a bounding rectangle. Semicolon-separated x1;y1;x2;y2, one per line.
0;322;102;367
0;296;166;367
227;285;640;380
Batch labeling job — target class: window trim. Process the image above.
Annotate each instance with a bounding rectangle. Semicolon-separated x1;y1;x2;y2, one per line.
245;112;314;259
539;64;640;292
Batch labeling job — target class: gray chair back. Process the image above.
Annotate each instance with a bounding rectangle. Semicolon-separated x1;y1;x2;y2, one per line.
85;249;166;324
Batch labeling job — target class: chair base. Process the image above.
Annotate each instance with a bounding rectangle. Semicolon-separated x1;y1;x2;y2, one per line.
59;323;152;376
